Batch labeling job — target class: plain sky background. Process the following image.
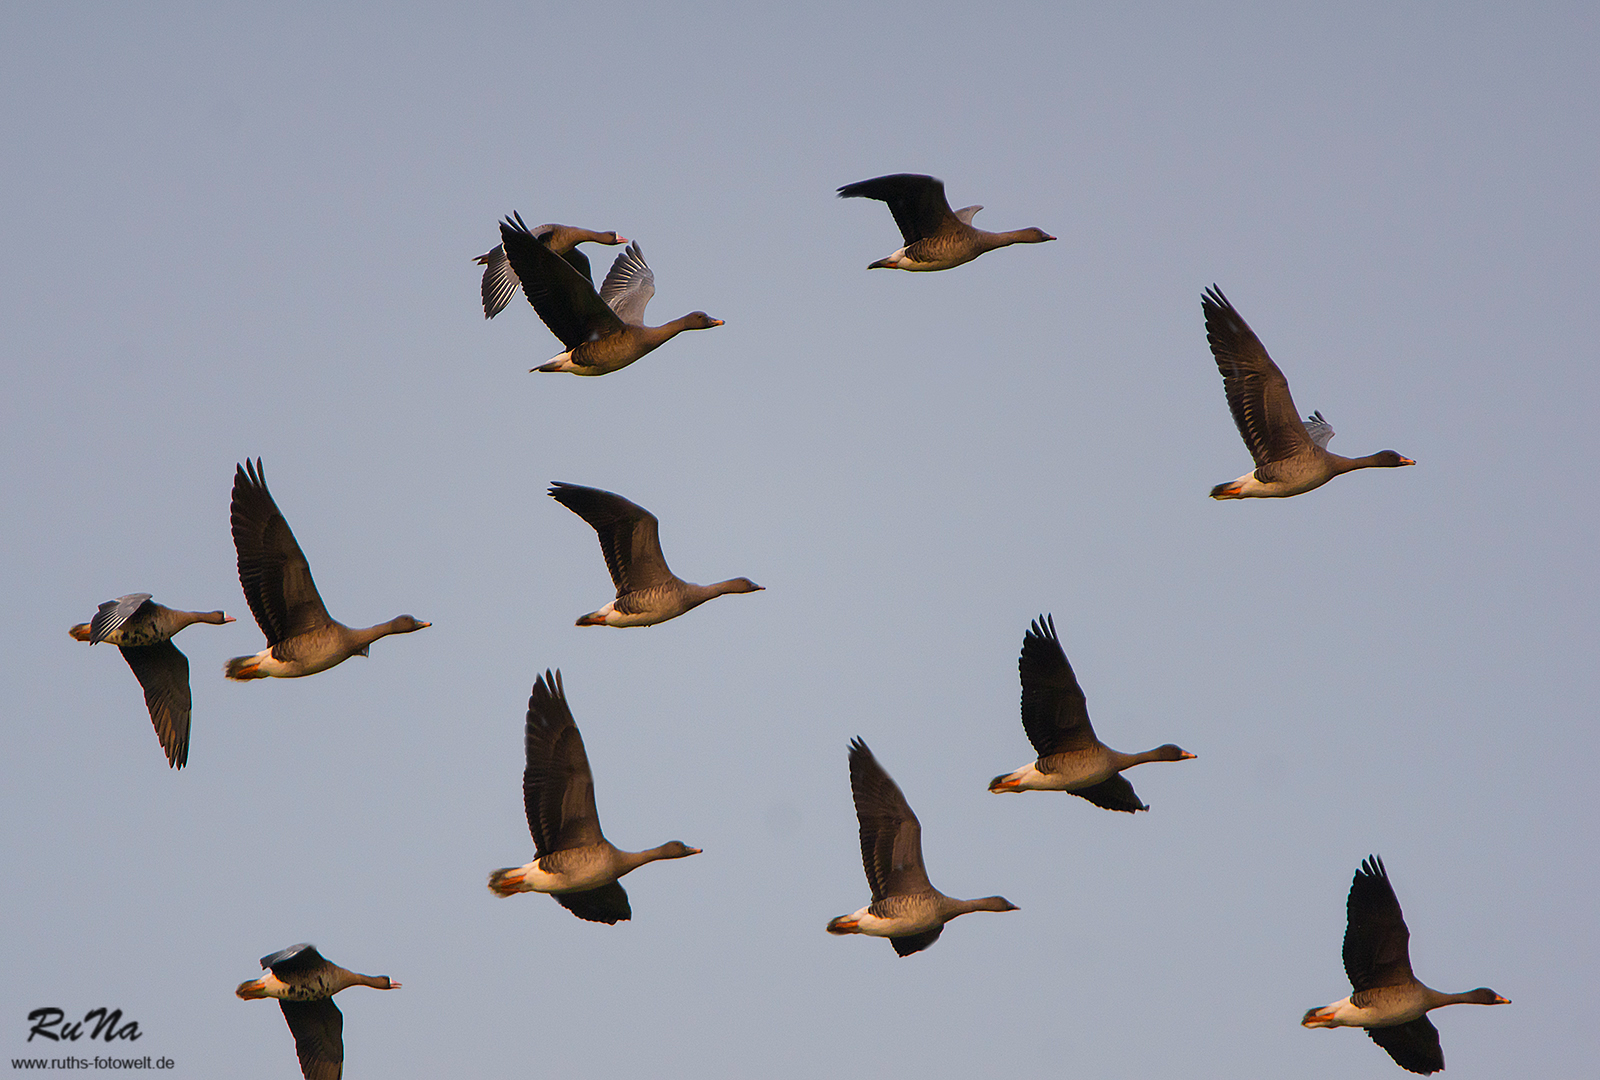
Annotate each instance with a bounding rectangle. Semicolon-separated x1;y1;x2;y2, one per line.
2;2;1595;1077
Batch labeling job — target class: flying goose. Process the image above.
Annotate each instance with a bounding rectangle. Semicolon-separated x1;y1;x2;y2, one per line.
487;670;701;923
1204;286;1414;498
237;943;399;1080
225;459;429;679
836;173;1054;271
474;214;627;318
70;594;234;768
828;738;1017;956
989;615;1194;811
498;215;722;375
548;482;762;627
1303;856;1509;1074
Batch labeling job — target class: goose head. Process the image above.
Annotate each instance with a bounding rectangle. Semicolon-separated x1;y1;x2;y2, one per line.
654;841;702;860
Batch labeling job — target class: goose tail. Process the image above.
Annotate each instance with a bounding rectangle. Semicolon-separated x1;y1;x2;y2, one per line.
224;654;268;680
487;866;530;897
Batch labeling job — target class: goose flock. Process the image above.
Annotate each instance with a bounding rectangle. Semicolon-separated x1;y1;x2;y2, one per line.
67;172;1502;1078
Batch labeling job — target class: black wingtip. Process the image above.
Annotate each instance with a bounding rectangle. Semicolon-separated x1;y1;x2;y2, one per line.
526;669;569;726
235;457;267;491
500;212;533;239
531;668;563;700
547;481;598;514
259;942;319;970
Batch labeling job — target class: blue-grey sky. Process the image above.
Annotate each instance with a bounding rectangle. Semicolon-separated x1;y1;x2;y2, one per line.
2;2;1594;1077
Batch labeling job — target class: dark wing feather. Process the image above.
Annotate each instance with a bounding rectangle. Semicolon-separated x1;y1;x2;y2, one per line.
837;174;957;244
530;219;598;286
231;460;332;644
1019;615;1097;756
498;216;622;350
890;927;944;957
555;882;632;924
89;594;153;644
522;670;604;856
118;641;191;768
1367;1017;1444;1075
530;220;598;286
476;218;596;318
560;246;594;287
279;998;343;1080
1344;855;1415;992
1070;774;1148;813
847;738;932;901
262;943;327;974
1202;286;1314;467
549;482;675;595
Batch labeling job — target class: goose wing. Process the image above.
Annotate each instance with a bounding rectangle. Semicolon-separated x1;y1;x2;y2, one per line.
890;927;944;957
88;594;153;644
261;943;328;975
522;670;605;855
118;641;191;768
1303;410;1336;450
231;459;332;645
1070;774;1148;813
475;243;521;319
278;998;343;1080
1019;615;1098;757
1344;855;1416;992
837;173;958;244
848;738;932;901
555;882;632;925
549;482;675;596
499;216;623;349
1202;286;1315;467
476;217;597;319
1367;1016;1444;1075
598;242;655;324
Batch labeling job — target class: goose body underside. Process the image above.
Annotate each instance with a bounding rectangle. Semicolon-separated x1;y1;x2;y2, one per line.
827;900;943;939
532;331;668;376
1299;985;1440;1030
575;599;663;627
993;749;1120;792
224;640;354;680
488;853;619;896
534;343;652;376
1211;467;1333;500
1303;995;1427;1029
869;241;977;272
576;590;706;627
